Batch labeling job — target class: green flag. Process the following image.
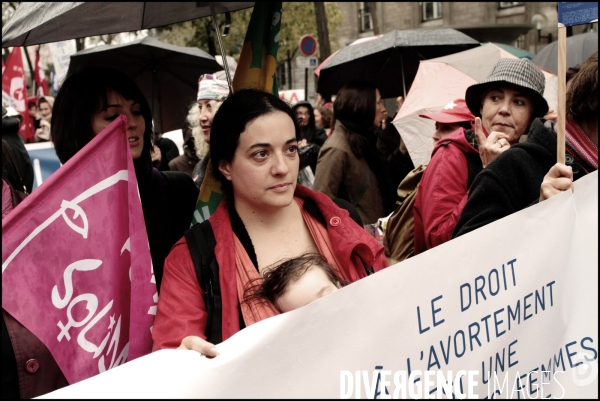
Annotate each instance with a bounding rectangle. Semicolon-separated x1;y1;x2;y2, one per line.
192;2;282;225
232;2;282;95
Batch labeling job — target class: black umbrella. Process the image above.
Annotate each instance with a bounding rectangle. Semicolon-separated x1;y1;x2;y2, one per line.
2;2;255;92
532;31;598;75
317;28;479;99
68;36;221;133
1;2;254;47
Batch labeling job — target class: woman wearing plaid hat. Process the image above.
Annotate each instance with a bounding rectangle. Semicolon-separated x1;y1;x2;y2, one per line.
454;52;598;238
414;58;548;255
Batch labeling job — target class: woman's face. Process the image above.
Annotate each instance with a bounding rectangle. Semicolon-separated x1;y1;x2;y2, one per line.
39;101;52;117
92;91;146;159
218;111;299;212
314;109;323;128
480;83;534;145
198;100;217;144
373;88;386;129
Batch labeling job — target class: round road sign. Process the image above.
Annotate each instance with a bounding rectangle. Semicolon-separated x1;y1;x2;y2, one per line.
299;34;317;57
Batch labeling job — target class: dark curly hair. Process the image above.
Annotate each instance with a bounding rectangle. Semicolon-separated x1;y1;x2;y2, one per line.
243;252;347;312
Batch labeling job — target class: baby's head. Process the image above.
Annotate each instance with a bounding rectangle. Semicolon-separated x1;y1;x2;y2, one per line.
246;253;346;313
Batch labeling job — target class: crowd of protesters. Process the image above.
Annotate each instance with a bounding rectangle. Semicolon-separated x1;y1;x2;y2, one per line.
1;34;597;398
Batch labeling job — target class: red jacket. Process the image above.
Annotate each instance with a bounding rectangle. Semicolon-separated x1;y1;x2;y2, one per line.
152;185;388;350
413;128;479;254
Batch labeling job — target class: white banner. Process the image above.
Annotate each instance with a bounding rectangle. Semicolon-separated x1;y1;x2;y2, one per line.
41;172;598;399
279;89;305;106
47;40;77;90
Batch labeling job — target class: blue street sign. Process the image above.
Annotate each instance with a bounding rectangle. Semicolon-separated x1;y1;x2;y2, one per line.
299;35;317;57
558;2;598;27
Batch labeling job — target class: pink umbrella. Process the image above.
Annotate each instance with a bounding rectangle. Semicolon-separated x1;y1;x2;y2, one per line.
314;35;382;77
392;43;557;168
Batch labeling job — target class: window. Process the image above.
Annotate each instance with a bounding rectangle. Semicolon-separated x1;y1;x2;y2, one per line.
422;2;442;21
359;2;373;32
499;2;524;8
515;34;525;50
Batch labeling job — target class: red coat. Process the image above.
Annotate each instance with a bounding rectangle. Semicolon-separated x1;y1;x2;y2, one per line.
152;185;388;350
413;128;479;254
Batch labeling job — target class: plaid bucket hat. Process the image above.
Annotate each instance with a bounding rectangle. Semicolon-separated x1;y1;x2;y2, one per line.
465;58;548;119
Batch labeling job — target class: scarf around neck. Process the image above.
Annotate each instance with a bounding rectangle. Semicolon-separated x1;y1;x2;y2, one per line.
564;119;598;172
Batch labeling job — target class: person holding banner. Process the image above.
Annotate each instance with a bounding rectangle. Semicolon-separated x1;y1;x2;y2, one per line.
152;89;388;356
51;66;199;290
454;52;598;238
414;58;548;254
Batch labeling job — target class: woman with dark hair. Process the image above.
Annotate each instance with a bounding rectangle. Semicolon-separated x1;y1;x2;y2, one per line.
313;81;395;224
51;66;198;290
152;89;388;355
453;52;598;238
243;252;347;314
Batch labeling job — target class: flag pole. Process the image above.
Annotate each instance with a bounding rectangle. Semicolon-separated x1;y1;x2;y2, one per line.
556;25;567;165
209;2;233;94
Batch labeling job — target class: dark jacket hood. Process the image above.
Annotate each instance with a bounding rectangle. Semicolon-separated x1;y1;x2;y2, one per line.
292;101;327;146
292;101;316;130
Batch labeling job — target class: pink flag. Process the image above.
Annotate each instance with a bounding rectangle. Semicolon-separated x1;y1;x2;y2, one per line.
2;116;157;385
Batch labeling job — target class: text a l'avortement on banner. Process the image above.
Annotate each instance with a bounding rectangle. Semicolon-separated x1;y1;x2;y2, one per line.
38;172;598;398
2;116;156;386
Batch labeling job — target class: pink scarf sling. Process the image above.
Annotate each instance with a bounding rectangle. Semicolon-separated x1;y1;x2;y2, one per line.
564;119;598;172
234;197;348;326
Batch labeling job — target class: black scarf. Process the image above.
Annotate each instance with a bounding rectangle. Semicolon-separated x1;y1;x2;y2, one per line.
337;118;396;214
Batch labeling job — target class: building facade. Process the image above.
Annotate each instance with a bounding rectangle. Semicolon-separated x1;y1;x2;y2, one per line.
283;2;596;104
336;2;576;54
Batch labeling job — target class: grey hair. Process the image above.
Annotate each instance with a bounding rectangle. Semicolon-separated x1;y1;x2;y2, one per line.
189;100;223;159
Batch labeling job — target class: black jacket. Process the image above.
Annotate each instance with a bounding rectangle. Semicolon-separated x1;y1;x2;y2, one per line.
453;119;589;238
2;116;34;193
135;149;199;290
